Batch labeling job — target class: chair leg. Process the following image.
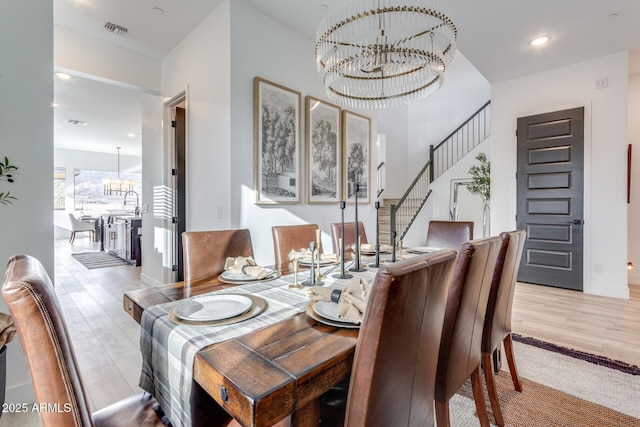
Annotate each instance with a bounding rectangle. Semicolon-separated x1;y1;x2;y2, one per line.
435;400;450;427
482;352;504;426
69;231;75;244
471;367;491;427
504;334;522;392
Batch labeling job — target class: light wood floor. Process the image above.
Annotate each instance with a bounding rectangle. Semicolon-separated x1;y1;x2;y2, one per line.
1;237;638;426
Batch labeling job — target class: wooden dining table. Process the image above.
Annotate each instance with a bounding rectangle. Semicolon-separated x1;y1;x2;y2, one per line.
123;263;362;427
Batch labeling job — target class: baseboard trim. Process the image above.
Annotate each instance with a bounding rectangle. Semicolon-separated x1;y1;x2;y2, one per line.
4;381;35;404
140;273;163;287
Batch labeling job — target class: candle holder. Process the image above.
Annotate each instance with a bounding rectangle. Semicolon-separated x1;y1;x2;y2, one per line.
333;202;353;279
303;241;323;286
288;259;303;290
350;183;367;273
390;230;398;263
369;201;381;268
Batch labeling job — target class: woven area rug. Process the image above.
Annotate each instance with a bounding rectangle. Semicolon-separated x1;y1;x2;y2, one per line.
71;251;130;269
452;335;640;426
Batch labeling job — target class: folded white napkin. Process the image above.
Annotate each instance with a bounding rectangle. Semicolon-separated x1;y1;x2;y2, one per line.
359;243;393;252
307;277;371;322
223;256;268;279
288;249;338;263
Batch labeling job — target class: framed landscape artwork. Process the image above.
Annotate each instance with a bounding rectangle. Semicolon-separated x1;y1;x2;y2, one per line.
305;96;341;204
342;110;370;203
254;77;301;204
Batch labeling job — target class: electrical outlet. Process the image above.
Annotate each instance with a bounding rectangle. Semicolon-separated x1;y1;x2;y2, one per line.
594;77;608;89
143;204;149;213
594;263;603;273
217;204;223;219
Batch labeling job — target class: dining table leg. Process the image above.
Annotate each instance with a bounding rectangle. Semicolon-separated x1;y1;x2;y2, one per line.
290;399;321;427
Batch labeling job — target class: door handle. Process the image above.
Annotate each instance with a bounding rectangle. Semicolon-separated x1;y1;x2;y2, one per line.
566;219;583;225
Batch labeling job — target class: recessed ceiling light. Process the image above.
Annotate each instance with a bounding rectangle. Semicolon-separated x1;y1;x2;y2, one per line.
530;36;551;46
52;102;59;107
56;72;72;80
127;133;139;137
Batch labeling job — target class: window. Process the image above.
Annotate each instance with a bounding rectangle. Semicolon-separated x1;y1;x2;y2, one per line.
74;168;142;214
54;167;66;210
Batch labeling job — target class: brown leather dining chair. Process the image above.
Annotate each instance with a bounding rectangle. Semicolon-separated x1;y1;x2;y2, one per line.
481;230;527;426
271;224;322;267
339;249;457;427
426;220;474;249
2;254;172;427
2;254;247;427
182;229;254;285
329;221;368;258
435;236;502;427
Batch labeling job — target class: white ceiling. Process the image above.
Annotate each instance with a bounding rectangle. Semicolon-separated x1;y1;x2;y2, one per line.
54;0;640;156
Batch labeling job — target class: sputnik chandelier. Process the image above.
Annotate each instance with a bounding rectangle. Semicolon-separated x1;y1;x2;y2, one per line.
315;0;457;109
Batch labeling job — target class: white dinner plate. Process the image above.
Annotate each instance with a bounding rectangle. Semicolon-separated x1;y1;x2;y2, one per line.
298;258;337;266
220;267;275;282
174;294;253;321
313;300;361;325
406;246;441;254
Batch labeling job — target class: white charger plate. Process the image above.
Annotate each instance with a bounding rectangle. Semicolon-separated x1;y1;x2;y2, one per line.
174;294;253;321
220;267;275;282
406;246;441;254
298;258;337;266
313;300;361;325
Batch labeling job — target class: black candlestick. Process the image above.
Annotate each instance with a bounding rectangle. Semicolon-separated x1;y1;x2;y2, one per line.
350;183;367;272
333;201;353;279
369;201;381;268
390;230;397;263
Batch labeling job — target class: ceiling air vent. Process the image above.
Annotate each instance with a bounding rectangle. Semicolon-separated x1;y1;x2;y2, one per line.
66;119;87;126
104;21;129;37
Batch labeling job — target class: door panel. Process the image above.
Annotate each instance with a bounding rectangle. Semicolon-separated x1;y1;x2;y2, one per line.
517;107;584;290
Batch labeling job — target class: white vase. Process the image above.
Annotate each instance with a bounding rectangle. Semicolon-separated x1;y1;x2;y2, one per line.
482;203;490;237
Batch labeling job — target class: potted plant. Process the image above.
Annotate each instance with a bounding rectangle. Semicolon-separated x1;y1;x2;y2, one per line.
0;156;18;205
0;313;16;416
467;152;491;237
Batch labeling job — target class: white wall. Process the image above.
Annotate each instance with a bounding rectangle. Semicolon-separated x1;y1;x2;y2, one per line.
492;52;630;299
229;1;379;265
0;0;53;404
628;71;640;285
54;25;161;94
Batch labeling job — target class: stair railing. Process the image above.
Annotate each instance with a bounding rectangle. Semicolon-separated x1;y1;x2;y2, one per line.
390;101;491;242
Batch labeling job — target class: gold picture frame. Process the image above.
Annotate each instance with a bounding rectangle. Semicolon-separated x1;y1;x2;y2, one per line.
342;110;371;204
254;77;302;205
305;96;342;204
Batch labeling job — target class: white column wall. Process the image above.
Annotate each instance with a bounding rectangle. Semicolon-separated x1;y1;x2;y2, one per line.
628;72;640;285
492;52;629;299
0;0;53;404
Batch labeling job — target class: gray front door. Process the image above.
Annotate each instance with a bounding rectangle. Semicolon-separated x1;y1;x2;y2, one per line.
516;107;584;291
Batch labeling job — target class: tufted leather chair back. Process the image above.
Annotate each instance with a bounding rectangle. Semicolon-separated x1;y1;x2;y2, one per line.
271;224;322;267
482;230;527;354
329;221;368;258
435;236;502;402
182;229;254;285
344;250;456;427
2;254;94;427
426;220;474;249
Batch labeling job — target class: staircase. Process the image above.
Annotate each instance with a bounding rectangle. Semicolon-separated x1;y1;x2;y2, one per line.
379;101;491;245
